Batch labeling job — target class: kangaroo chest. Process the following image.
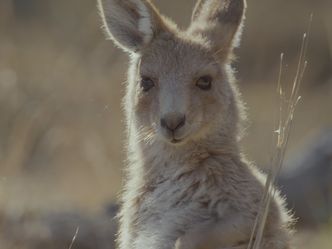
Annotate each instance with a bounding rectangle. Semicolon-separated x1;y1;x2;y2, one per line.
133;165;221;226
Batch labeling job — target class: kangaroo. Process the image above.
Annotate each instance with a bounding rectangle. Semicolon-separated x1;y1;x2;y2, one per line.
98;0;293;249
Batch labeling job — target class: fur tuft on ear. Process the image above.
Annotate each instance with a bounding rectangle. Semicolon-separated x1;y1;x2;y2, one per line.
98;0;163;53
189;0;246;57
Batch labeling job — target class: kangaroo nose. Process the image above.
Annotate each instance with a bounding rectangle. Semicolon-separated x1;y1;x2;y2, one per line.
160;113;186;133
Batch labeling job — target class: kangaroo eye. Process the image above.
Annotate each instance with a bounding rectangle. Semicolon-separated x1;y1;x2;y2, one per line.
196;75;212;90
141;76;155;92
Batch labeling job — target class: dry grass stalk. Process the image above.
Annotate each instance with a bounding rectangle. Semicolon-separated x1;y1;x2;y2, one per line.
247;14;313;249
68;226;80;249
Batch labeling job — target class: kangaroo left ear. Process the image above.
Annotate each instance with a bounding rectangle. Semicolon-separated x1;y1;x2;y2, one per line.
188;0;246;58
98;0;165;53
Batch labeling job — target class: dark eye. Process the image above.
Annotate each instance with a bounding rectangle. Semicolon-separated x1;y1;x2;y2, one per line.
196;75;212;90
141;76;155;92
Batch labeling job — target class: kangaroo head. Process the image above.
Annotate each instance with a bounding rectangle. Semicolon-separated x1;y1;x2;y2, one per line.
98;0;246;146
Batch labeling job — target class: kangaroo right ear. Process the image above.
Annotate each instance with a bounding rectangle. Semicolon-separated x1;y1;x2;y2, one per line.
98;0;163;53
189;0;246;58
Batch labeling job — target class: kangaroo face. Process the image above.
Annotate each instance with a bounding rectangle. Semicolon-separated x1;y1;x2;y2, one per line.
133;35;231;145
99;0;246;145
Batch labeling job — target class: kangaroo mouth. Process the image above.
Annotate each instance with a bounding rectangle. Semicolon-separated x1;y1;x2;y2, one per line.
159;129;187;145
171;138;183;144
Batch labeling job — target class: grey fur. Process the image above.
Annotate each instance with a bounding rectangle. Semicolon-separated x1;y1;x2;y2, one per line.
98;1;293;249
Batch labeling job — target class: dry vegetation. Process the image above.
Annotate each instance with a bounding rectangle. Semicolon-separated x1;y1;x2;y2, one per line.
0;0;331;248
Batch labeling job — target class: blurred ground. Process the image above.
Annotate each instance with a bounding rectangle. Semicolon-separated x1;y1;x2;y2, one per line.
0;0;331;248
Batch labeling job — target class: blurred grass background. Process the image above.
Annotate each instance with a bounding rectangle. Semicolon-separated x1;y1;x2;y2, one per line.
0;0;331;248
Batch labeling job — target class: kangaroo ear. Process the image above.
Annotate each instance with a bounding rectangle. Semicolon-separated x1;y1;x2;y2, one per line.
189;0;246;57
98;0;163;53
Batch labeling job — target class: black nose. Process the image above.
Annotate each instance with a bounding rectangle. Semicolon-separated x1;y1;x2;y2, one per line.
160;113;186;133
